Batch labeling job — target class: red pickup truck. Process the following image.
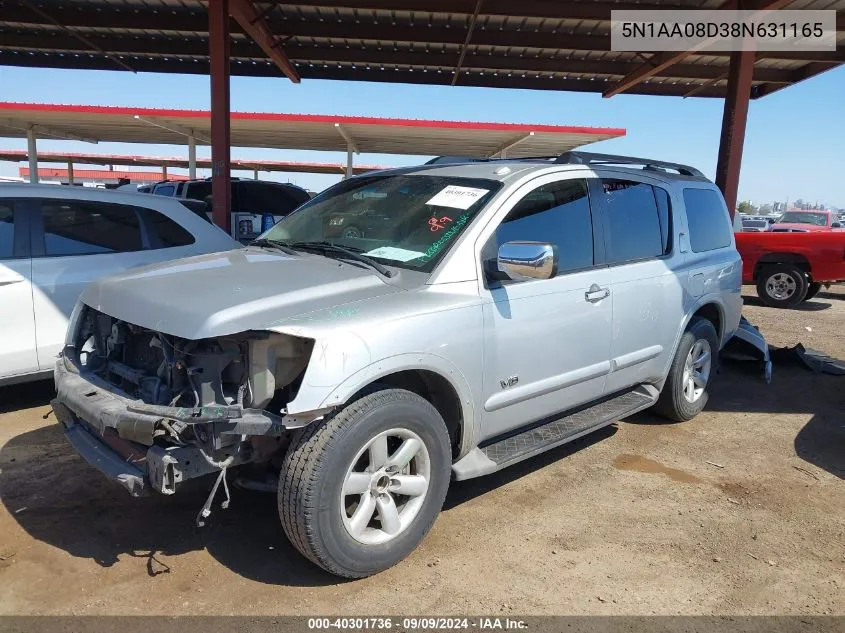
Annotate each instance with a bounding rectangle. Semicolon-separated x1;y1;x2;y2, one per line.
734;231;845;308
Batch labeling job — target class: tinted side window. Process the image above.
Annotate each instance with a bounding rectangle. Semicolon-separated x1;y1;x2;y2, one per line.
600;179;663;265
41;200;143;256
153;184;176;197
653;186;673;254
683;189;733;252
0;203;13;258
184;181;213;202
238;182;308;215
144;210;196;248
495;179;593;274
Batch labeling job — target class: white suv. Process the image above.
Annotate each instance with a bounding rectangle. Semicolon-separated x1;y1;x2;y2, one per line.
0;184;239;386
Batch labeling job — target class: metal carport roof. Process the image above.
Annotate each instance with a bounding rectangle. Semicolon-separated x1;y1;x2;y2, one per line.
0;0;842;99
0;102;626;158
0;149;386;175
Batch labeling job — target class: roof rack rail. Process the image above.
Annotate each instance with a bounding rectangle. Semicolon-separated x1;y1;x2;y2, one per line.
424;156;486;165
555;151;705;178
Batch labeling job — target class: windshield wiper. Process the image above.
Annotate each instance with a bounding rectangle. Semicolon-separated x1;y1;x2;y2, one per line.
250;238;298;255
286;241;394;278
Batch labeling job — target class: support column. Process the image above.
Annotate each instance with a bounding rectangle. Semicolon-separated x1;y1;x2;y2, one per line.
253;168;259;180
162;164;168;180
346;143;353;179
209;0;232;233
67;161;74;185
188;134;197;180
715;49;755;218
26;126;38;184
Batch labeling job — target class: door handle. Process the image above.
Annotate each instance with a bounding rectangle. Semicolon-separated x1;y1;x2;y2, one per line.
585;284;610;303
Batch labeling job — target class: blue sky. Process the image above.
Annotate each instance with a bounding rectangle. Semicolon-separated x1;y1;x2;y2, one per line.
1;64;843;207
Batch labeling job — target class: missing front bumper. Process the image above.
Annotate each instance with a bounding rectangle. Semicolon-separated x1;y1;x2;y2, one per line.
53;357;331;496
53;401;247;496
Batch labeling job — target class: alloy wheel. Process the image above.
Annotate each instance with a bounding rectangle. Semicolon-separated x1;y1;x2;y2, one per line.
340;428;431;545
682;339;712;403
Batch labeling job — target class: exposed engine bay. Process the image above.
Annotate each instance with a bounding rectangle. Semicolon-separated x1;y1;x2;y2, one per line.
73;306;313;415
55;306;323;518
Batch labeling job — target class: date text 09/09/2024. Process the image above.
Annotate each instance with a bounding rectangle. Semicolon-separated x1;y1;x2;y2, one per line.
307;617;528;630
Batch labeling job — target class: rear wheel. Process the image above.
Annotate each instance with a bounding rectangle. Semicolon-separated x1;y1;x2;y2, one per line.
803;282;822;302
655;317;719;422
278;389;452;578
756;264;808;308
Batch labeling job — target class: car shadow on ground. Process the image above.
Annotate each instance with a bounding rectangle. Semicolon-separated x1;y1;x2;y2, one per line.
0;419;340;586
713;363;843;478
817;290;844;302
1;363;841;587
443;426;616;510
0;378;55;414
741;294;832;311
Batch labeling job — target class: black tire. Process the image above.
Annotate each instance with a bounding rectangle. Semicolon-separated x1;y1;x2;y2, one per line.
803;281;822;302
654;316;719;422
278;389;451;578
755;264;808;308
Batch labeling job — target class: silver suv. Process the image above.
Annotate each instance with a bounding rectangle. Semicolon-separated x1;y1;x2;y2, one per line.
53;152;742;578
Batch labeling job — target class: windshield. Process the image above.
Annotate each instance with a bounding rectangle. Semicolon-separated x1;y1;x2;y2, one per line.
259;173;502;272
778;212;828;226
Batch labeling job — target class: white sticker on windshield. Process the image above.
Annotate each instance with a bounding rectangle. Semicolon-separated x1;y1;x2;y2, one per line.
426;185;489;210
364;246;425;262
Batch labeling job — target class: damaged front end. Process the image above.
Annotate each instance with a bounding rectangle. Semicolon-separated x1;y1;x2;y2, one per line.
53;305;328;508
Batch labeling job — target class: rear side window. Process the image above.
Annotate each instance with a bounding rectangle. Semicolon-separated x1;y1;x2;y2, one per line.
184;181;213;202
143;209;196;248
153;184;177;197
653;186;673;254
238;182;309;215
494;178;593;274
41;200;143;256
0;203;13;258
683;189;733;252
600;179;665;265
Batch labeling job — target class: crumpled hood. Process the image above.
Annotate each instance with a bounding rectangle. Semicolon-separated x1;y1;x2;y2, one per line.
80;248;404;339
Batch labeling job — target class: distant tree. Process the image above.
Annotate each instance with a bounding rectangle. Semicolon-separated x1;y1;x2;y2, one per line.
737;201;757;214
759;203;773;214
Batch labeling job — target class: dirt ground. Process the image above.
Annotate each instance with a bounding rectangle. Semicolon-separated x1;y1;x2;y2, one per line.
0;286;843;616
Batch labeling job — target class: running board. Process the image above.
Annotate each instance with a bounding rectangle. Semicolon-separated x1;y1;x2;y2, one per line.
452;384;659;481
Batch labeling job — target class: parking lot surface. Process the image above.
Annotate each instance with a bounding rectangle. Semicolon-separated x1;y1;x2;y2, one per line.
1;287;843;615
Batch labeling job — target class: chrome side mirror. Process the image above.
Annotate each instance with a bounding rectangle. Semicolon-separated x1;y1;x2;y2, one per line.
497;241;558;281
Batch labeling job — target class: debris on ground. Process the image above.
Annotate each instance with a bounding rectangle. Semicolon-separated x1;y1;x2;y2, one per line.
706;461;725;469
793;465;820;481
721;316;772;382
769;343;845;375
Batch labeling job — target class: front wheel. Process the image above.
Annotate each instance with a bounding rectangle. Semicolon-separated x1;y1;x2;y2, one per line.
278;389;452;578
756;264;808;308
654;317;719;422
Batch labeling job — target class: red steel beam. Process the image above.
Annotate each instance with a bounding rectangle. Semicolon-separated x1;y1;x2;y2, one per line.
715;48;755;217
209;0;232;232
229;0;300;83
